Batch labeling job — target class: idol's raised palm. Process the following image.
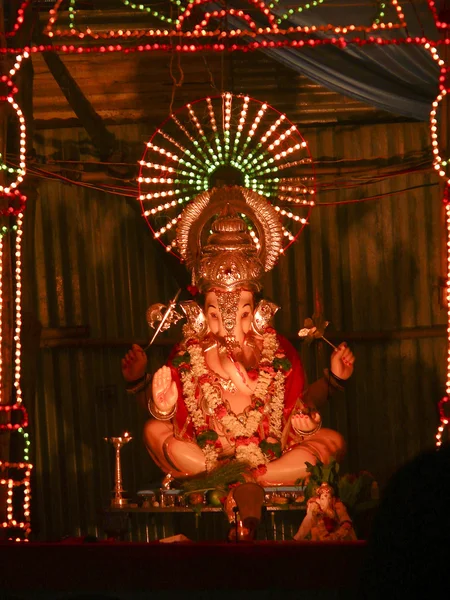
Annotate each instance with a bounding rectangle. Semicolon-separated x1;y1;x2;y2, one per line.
152;365;178;413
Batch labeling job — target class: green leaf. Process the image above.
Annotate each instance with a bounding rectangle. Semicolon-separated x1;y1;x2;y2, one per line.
259;439;282;459
181;461;249;495
273;357;292;372
196;429;219;449
172;351;191;368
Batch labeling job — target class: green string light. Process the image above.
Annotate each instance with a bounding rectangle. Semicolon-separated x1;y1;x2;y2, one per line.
69;0;76;32
0;225;18;238
121;0;173;23
374;1;386;24
276;0;324;24
0;153;21;175
18;427;31;463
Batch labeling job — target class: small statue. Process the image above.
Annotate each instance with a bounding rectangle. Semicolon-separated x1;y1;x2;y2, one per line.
161;472;174;490
293;482;357;541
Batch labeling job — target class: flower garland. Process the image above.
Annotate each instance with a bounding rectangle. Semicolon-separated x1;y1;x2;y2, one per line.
177;329;291;471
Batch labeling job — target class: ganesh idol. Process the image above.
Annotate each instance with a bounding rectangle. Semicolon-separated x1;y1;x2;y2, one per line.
121;186;355;485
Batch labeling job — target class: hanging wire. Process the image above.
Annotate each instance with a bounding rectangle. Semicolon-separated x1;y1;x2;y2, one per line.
407;0;425;36
202;55;218;91
169;2;185;114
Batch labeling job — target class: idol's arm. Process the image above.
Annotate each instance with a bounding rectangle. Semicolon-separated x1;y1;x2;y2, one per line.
303;341;355;409
303;370;345;409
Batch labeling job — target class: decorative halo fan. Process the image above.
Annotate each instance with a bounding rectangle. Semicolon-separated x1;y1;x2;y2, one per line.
138;92;316;258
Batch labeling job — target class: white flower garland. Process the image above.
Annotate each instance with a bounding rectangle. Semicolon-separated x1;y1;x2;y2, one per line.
235;443;267;468
179;331;287;470
269;371;285;437
203;444;220;472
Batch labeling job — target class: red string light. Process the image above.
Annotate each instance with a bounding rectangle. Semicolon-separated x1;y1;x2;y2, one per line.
194;9;258;32
177;0;276;32
427;0;450;30
4;0;30;38
436;396;449;447
0;190;26;216
0;404;28;430
0;75;18;100
0;37;447;56
43;23;408;40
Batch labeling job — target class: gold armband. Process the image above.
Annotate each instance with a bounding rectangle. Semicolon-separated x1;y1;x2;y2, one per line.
126;373;151;395
323;368;345;392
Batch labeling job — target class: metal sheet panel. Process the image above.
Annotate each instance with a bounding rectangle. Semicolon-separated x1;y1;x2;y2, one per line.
31;51;401;128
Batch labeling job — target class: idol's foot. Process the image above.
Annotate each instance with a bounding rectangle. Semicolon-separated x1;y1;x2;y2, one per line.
232;482;265;533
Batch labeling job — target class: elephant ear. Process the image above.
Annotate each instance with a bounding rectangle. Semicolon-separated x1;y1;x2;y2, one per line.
251;299;280;335
179;300;208;338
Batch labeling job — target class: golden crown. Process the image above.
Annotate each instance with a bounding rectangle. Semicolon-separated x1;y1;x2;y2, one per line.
176;186;283;293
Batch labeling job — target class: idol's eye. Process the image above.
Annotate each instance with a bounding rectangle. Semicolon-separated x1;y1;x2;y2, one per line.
241;312;250;319
209;312;219;320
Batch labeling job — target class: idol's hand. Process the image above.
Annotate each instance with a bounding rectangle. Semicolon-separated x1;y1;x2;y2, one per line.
152;365;178;413
217;344;257;394
217;344;236;377
330;342;355;381
121;344;147;382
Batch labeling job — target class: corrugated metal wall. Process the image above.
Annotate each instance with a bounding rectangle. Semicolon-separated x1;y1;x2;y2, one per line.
31;50;401;127
24;117;445;541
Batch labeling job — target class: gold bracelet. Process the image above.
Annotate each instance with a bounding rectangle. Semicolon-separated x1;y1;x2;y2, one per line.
147;397;177;421
292;415;322;437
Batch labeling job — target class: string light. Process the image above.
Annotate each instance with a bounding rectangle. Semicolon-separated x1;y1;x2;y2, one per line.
44;0;406;38
195;8;258;32
0;190;26;217
0;404;28;431
427;0;450;30
0;461;32;540
223;92;233;157
171;114;214;169
271;0;325;24
9;51;29;78
438;195;450;448
4;37;450;56
5;0;30;38
0;155;21;175
177;0;276;32
121;0;173;23
139;93;315;256
18;427;31;463
0;231;2;406
14;213;23;406
0;214;27;430
187;103;218;162
232;95;250;157
436;396;449;447
0;105;26;195
206;97;223;162
0;51;29;534
373;1;387;25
